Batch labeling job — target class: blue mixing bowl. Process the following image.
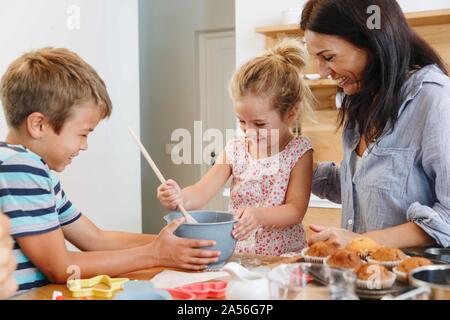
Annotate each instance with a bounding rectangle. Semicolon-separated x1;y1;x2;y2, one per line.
163;210;237;269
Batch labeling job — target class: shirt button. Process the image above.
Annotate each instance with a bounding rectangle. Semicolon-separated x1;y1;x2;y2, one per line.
348;219;353;226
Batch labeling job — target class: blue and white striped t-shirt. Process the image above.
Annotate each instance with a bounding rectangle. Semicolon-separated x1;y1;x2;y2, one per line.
0;142;81;293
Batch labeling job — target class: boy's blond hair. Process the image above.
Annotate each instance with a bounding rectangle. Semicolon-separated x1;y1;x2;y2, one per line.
0;47;112;134
229;38;315;131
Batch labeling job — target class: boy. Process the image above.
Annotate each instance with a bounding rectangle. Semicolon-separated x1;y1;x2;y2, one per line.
0;48;220;293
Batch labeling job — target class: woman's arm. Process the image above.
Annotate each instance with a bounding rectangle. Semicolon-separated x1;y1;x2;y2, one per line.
233;150;313;240
308;221;435;249
364;222;435;248
404;90;450;248
312;161;342;204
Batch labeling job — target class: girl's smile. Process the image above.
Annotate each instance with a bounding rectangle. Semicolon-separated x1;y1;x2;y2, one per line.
234;94;295;158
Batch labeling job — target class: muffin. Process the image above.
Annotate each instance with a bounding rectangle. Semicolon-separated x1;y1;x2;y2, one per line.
367;247;408;269
393;257;433;282
301;241;340;263
356;264;396;289
326;249;365;271
345;237;381;258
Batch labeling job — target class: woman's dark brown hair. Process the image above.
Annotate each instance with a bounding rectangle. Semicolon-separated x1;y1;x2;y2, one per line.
301;0;448;143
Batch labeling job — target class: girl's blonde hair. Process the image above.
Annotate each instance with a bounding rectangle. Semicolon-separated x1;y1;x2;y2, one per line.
229;38;315;132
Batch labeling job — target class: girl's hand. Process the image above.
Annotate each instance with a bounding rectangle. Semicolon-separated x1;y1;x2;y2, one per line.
232;207;260;241
308;224;359;248
157;179;183;211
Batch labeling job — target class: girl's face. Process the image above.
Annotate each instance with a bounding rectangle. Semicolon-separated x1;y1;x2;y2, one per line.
234;94;294;150
304;30;369;95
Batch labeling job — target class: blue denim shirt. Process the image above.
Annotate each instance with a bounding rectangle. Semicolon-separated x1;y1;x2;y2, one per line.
312;64;450;247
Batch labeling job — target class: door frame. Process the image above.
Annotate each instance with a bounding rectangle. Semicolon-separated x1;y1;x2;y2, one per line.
197;29;236;178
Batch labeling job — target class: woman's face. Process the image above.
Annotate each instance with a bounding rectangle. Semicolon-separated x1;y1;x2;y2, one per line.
304;30;369;95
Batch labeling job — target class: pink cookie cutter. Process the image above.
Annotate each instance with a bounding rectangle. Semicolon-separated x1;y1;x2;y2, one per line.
165;281;227;300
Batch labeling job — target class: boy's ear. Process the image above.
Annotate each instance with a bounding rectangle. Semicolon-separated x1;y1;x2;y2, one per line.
26;112;49;139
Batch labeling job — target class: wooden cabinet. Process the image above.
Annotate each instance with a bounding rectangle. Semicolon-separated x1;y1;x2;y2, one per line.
255;9;450;164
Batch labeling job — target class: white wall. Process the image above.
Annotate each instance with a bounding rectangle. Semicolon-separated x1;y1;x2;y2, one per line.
0;0;142;233
236;0;450;66
236;0;306;65
397;0;450;13
139;0;235;233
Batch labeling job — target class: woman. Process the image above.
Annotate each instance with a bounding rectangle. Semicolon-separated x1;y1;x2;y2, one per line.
301;0;450;248
0;213;17;299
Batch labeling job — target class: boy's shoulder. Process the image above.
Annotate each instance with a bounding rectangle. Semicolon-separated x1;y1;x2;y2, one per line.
0;142;51;179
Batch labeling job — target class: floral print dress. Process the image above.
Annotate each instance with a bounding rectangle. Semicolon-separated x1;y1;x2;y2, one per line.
225;135;312;256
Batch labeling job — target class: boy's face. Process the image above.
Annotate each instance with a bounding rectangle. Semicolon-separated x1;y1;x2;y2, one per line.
40;101;102;172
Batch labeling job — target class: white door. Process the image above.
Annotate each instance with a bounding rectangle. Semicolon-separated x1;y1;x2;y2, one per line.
198;30;236;211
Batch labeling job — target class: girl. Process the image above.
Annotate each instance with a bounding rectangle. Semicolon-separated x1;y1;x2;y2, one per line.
158;39;315;256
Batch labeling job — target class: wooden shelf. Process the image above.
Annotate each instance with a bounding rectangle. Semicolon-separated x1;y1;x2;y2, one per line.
255;24;300;37
256;9;450;38
305;79;337;88
255;24;300;36
405;8;450;27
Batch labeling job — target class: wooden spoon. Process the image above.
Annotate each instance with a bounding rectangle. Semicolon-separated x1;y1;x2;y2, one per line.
128;127;198;224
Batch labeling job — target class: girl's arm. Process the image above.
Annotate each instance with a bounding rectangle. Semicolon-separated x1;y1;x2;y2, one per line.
158;151;231;210
233;150;313;239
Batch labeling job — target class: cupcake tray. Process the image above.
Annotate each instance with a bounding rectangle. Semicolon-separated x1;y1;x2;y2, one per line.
299;251;447;300
356;248;449;300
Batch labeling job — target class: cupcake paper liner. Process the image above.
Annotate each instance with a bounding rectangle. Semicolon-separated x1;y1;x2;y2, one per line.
392;267;408;283
356;271;396;290
300;247;328;264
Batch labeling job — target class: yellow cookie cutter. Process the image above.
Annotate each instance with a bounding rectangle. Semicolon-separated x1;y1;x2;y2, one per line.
67;275;129;298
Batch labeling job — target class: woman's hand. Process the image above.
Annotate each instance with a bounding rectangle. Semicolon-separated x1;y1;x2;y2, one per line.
232;207;260;241
157;179;183;211
150;218;221;270
308;224;360;248
0;213;18;299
